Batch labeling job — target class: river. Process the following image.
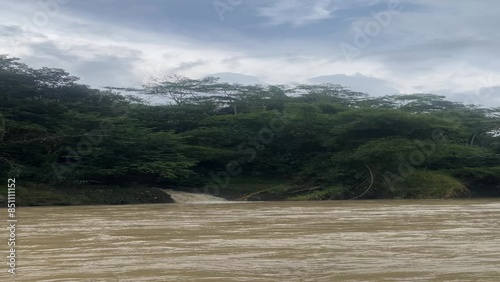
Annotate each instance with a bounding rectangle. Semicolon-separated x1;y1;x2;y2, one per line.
7;197;500;281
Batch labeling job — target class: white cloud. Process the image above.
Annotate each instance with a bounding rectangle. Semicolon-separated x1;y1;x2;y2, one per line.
0;1;499;106
308;74;400;96
0;6;246;87
257;0;335;27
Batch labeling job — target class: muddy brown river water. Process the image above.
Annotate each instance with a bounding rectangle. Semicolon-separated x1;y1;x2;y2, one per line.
5;199;500;281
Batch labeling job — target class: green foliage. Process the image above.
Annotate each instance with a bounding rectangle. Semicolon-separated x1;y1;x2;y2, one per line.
1;55;500;204
446;166;500;196
391;170;469;199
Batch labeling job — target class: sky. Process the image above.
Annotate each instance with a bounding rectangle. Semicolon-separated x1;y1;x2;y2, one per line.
0;0;499;106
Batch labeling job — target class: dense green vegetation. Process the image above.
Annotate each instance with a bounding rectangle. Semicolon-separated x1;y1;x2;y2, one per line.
1;56;499;204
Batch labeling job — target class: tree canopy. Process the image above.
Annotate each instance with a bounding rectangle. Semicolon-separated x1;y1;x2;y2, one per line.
1;55;499;202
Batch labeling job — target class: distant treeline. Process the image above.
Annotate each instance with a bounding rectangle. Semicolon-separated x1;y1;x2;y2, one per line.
1;55;499;202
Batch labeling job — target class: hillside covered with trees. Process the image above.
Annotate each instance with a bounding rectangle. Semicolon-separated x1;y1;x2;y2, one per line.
1;56;499;205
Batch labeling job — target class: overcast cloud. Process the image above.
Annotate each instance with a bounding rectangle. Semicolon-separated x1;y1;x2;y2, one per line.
1;0;499;106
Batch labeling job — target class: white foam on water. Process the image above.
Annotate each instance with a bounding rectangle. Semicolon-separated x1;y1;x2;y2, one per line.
163;189;227;203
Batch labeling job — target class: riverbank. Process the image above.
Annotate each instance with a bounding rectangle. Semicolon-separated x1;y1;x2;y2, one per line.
0;183;174;206
2;174;499;206
0;177;298;206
